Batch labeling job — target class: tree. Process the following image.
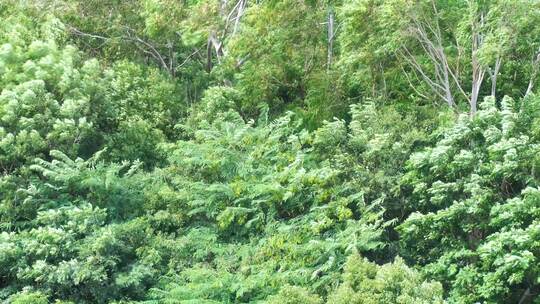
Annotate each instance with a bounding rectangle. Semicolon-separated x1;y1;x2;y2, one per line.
339;0;540;115
398;96;540;303
328;252;444;304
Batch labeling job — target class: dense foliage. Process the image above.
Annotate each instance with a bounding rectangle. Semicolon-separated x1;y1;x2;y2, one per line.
1;1;540;303
399;96;540;302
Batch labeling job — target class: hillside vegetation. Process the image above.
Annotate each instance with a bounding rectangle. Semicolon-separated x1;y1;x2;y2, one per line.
1;1;540;303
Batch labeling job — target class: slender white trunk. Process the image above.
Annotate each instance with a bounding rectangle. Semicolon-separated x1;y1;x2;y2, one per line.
232;0;246;36
327;9;334;71
489;57;501;98
469;9;485;116
525;50;540;96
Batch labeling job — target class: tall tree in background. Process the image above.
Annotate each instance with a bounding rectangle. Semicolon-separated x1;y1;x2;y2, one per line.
339;0;540;115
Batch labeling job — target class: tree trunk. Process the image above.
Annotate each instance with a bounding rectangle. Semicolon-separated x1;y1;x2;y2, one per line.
518;287;531;304
469;10;485;116
232;0;246;36
525;50;540;96
489;57;501;98
327;8;334;71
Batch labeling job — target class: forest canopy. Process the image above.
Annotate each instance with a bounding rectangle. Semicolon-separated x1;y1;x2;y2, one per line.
1;0;540;303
